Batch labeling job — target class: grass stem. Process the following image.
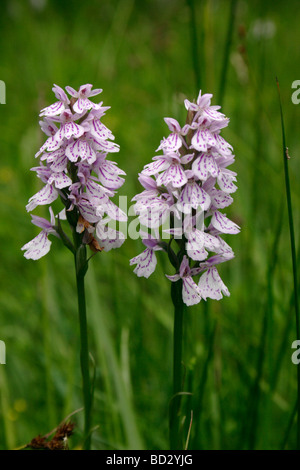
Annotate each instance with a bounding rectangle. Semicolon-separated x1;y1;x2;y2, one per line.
218;0;238;107
74;246;92;450
276;77;300;449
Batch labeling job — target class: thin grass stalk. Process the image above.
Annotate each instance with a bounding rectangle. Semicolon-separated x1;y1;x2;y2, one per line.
41;261;57;430
239;202;283;449
186;0;201;92
74;246;92;450
169;279;184;450
192;318;216;449
217;0;238;107
273;233;300;390
261;200;284;445
276;77;300;449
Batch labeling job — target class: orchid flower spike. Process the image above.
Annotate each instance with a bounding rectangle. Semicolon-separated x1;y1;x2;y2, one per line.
22;84;127;260
130;90;240;306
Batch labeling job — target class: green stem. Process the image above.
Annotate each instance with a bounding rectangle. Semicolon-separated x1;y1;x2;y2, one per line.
277;77;300;449
74;245;92;450
169;280;184;450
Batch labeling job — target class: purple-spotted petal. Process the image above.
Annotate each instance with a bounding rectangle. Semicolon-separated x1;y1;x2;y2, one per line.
48;172;72;189
217;169;237;193
177;181;211;213
130;248;157;278
65;140;96;163
40;101;66;117
164;117;182;133
89;120;114;140
182;277;202;306
62;122;85;140
50;150;68;172
156;133;183;152
211;211;240;234
21;231;52;260
198;267;230;300
65;86;78;97
26;184;58;212
142;158;170;176
156;163;187;188
92;137;120;153
207;187;233;209
213;134;233;155
192;153;219;181
96;160;125;189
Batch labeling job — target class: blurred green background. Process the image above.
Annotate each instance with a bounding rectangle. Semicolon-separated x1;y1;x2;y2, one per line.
0;0;300;450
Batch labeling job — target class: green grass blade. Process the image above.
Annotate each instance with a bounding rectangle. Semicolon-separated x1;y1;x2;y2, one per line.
276;77;300;449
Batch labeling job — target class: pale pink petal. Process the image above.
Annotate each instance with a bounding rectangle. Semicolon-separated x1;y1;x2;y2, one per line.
44;135;62;152
142;159;170;176
73;98;85;114
186;243;209;261
88;88;103;97
214;134;233;155
217;169;237;193
130;248;157;278
191;129;216;152
192;153;219;181
40;101;65;117
157;163;187;188
48;172;72;189
50;151;68;172
156;133;183;152
21;231;52;260
26;184;58;212
92;137;120;153
164;117;182;133
180;153;195;164
63;122;85;140
208;188;233;209
198;267;230;300
89;120;114;140
211;211;240;234
97;160;125;189
177;182;211;213
65;140;96;163
182;277;202;306
65;86;78;97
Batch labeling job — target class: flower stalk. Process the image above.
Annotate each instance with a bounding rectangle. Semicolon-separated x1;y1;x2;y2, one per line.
130;90;239;449
74;245;92;449
169;279;184;450
22;83;127;450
